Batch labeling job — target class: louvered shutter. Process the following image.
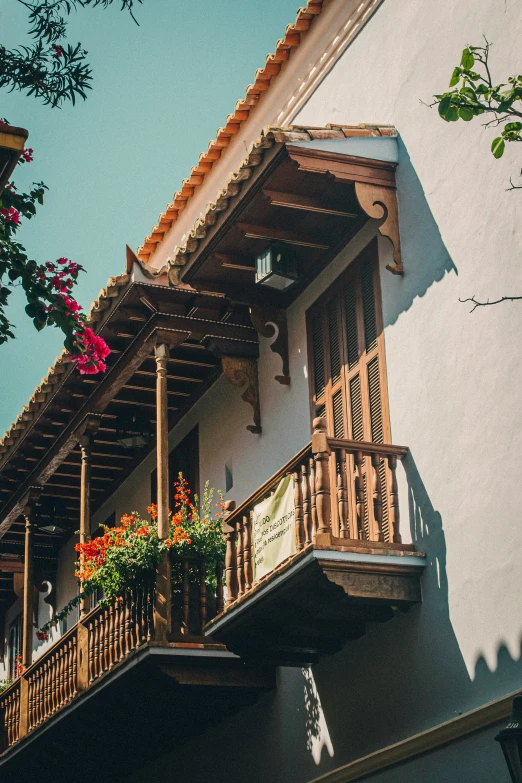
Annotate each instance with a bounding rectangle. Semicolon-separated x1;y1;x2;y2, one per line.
307;239;391;541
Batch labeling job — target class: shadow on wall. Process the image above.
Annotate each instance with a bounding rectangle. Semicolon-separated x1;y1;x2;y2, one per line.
382;136;458;327
302;452;522;781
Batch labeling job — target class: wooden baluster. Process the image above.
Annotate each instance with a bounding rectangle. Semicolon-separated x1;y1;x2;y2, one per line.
337;448;350;538
62;646;69;704
354;450;365;539
108;603;115;667
301;463;312;545
199;563;207;634
215;563;224;616
94;617;102;679
236;516;244;597
68;639;74;700
102;608;110;674
293;471;305;550
115;600;123;661
312;418;332;536
182;558;190;635
124;592;132;656
27;676;33;731
243;514;253;590
41;660;48;721
309;457;317;536
59;648;65;708
223;501;238;606
371;453;385;543
134;588;141;646
48;654;55;715
87;620;94;684
387;454;402;544
148;579;155;642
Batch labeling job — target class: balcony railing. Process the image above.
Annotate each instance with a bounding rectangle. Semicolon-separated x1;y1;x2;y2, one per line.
221;417;409;608
0;555;225;752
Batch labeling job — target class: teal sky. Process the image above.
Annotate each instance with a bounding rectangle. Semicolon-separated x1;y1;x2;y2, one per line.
0;0;300;433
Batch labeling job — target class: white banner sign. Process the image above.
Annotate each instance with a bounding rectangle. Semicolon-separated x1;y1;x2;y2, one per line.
252;475;296;581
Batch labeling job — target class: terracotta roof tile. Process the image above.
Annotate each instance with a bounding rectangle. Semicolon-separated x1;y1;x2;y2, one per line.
137;1;326;264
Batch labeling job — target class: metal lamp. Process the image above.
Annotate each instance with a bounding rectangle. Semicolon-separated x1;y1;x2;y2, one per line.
255;243;299;290
495;695;522;782
115;409;152;449
37;497;69;535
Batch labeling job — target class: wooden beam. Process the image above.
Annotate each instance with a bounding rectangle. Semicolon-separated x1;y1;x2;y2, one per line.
236;223;329;250
263;189;358;218
0;324;157;535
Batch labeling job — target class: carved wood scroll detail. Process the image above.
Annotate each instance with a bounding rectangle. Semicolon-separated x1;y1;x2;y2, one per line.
354;182;404;275
221;356;261;434
249;305;290;385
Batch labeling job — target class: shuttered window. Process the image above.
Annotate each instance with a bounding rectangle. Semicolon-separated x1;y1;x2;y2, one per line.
306;239;392;541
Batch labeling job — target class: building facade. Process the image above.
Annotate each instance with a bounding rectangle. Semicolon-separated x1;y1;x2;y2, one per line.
0;0;521;781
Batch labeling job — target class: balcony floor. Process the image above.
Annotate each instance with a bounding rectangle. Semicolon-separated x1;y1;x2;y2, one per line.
206;540;426;666
0;642;274;783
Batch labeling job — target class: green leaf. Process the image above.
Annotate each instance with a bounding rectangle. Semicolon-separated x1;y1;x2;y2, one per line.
505;122;522;132
438;94;453;120
460;48;475;70
446;105;460;122
459;107;474;121
449;67;461;87
491;137;505;158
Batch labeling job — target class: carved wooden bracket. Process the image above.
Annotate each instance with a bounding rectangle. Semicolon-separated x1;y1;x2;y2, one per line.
21;485;43;517
221;356;261;434
249;305;290;385
354;182;403;275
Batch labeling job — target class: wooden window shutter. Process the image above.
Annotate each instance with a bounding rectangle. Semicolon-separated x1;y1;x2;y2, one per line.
306;239;392;540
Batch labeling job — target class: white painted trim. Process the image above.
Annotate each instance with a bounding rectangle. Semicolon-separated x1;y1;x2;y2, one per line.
315;549;426;568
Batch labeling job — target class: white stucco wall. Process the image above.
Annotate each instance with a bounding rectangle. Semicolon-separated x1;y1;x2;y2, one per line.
116;0;522;781
7;1;520;779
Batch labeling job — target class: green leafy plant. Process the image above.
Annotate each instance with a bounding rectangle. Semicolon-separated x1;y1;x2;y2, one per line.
40;475;226;634
1;0;143;108
433;40;521;184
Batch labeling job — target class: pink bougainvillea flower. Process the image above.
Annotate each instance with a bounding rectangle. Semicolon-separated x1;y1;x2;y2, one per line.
22;148;33;163
53;45;63;58
0;207;20;225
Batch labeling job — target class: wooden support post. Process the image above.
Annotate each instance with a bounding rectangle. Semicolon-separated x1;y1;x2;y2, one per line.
79;434;92;618
388;454;402;544
155;343;170;540
22;492;40;670
311;418;332;538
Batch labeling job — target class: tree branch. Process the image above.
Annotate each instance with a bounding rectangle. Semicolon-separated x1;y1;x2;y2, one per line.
459;295;522;312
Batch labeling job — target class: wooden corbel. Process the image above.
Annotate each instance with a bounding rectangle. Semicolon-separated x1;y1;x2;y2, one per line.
76;413;102;445
354;182;403;275
249;305;290;385
221;356;261;434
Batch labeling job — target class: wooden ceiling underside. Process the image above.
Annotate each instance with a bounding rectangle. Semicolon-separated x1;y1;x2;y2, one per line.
179;146;370;303
0;285;256;603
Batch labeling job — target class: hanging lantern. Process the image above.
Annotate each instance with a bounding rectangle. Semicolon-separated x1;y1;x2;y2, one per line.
37;497;70;535
115;409;152;449
255;243;299;290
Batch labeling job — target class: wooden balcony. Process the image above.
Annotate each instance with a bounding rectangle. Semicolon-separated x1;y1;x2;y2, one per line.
206;418;426;666
0;557;273;782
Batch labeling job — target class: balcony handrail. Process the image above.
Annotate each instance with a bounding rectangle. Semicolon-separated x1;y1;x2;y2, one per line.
219;417;411;613
326;437;408;458
224;442;313;529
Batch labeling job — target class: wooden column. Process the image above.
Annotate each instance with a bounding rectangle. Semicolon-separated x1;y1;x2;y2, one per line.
21;490;40;670
154;343;171;641
155;343;170;540
79;433;93;619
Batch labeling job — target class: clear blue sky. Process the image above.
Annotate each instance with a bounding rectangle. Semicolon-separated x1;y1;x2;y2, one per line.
0;0;300;433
